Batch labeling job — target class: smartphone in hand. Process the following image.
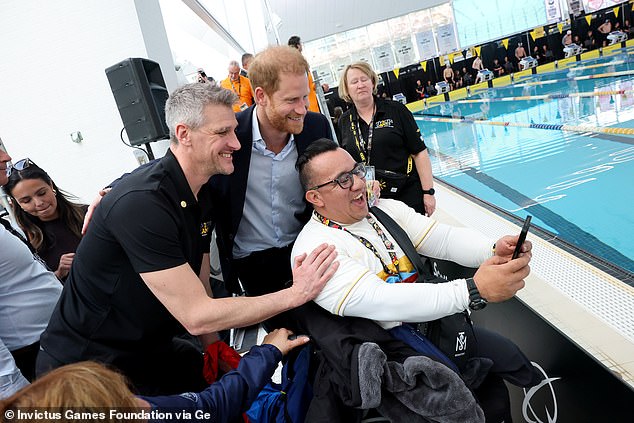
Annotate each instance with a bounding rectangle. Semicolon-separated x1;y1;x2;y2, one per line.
512;216;532;259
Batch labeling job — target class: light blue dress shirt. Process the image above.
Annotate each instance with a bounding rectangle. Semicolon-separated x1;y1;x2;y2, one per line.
233;107;306;258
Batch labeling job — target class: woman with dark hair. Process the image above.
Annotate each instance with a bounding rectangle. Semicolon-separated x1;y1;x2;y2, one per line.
5;158;87;281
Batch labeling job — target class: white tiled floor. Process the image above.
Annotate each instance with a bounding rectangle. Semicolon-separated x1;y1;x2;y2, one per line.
434;183;634;388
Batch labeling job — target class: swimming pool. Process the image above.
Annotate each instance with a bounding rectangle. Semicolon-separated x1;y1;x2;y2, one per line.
415;52;634;274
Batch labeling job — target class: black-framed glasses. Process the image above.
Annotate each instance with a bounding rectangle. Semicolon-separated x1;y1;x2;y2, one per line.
309;162;366;191
7;158;34;176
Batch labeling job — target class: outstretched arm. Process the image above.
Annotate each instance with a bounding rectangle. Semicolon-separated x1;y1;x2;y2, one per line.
315;252;529;322
140;244;338;335
82;159;159;234
139;328;310;423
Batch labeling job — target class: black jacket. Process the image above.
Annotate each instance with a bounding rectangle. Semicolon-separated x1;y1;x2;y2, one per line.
211;106;332;294
284;303;484;422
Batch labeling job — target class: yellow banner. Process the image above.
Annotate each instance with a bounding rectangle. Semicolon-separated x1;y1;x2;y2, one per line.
439;56;446;66
585;14;592;26
421;61;427;72
614;6;620;18
530;27;545;40
557;22;564;33
393;68;400;79
474;46;482;57
502;38;509;49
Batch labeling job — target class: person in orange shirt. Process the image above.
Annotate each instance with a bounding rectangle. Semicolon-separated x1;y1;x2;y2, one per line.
220;60;254;112
288;35;321;113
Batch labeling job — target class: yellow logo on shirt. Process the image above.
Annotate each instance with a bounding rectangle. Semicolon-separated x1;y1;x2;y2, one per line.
374;119;394;129
200;221;212;236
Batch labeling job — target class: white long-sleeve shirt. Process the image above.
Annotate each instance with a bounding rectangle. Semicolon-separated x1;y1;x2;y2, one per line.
0;338;28;398
291;199;493;329
0;221;62;398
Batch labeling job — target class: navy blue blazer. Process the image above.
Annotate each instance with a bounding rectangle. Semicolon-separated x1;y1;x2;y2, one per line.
212;106;332;293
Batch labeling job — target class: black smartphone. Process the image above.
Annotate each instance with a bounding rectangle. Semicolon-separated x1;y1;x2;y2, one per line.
512;216;532;259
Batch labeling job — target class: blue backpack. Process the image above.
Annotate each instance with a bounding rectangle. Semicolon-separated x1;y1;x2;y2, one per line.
246;344;313;423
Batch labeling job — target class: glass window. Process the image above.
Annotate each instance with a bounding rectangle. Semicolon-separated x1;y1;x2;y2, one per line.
345;27;370;50
303;3;458;87
387;15;411;40
430;3;453;26
367;21;390;46
410;9;432;32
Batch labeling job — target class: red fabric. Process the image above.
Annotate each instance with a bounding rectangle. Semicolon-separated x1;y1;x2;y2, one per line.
203;341;249;422
202;341;242;384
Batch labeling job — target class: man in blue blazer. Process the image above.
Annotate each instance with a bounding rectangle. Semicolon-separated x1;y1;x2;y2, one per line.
212;46;333;310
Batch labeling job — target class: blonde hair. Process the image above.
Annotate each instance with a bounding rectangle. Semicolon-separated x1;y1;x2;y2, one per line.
0;362;143;422
338;62;378;103
248;46;310;96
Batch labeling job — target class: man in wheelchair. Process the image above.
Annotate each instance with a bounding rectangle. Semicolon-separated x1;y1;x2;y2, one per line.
287;139;541;422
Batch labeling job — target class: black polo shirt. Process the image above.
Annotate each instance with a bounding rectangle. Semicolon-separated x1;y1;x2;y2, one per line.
339;97;426;174
40;149;214;375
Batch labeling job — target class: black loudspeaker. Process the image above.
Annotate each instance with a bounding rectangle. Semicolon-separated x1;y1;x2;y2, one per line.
105;58;170;146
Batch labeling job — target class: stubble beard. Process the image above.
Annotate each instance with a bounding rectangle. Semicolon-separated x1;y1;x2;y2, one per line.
266;106;304;135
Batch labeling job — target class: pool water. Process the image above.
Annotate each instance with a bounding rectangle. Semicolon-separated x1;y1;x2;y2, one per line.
415;53;634;274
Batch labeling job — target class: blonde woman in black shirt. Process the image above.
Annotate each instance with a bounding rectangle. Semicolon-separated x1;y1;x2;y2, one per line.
338;62;436;216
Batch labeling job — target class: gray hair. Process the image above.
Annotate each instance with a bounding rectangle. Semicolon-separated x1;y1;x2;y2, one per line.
165;83;237;143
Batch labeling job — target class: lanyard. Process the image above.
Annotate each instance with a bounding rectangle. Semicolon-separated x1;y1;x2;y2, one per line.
314;211;401;279
349;105;414;176
349;105;375;164
1;218;35;253
230;78;241;95
0;218;50;271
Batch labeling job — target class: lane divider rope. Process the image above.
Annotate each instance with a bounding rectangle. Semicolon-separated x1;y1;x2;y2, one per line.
563;59;626;72
447;89;633;104
414;115;634;136
512;69;634;88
